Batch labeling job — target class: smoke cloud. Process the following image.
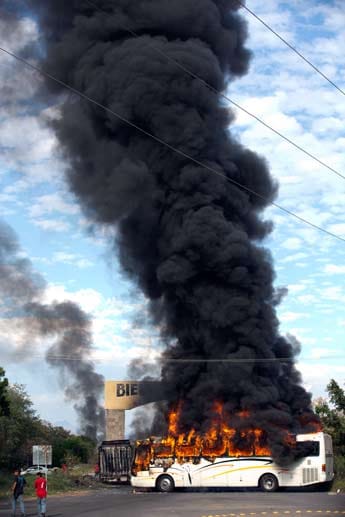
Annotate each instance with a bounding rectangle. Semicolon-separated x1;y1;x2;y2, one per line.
0;221;104;440
26;0;319;462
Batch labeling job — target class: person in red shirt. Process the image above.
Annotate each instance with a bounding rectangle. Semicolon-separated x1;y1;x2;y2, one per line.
34;472;47;517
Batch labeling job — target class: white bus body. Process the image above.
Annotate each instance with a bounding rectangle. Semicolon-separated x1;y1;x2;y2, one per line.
131;432;334;492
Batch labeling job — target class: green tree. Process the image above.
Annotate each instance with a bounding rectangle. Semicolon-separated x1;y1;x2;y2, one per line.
0;380;96;470
0;367;9;417
0;384;41;468
40;423;72;466
327;379;345;412
62;436;96;464
315;379;345;456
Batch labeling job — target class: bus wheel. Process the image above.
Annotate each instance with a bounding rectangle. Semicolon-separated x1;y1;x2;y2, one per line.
156;474;175;492
259;473;279;492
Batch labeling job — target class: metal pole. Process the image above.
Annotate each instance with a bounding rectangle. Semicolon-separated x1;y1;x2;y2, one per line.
45;448;48;494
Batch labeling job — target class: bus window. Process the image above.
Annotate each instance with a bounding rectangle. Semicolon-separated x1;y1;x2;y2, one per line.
298;441;320;457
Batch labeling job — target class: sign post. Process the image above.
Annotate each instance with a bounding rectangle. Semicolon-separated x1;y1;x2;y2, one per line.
104;380;164;441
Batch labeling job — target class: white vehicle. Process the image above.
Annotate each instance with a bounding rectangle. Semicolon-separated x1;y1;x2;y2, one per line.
21;466;49;476
131;432;333;492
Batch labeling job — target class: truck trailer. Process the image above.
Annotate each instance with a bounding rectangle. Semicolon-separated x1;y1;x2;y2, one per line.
98;440;134;483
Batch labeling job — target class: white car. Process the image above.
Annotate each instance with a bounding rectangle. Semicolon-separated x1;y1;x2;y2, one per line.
20;466;49;475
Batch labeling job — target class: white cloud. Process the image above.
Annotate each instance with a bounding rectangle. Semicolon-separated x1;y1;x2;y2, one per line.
0;316;43;356
33;219;71;233
0;114;57;165
309;347;340;360
296;294;317;304
281;237;303;250
0;17;38;53
298;360;345;398
279;311;308;323
312;117;343;134
229;1;345;250
320;286;343;302
289;327;311;336
324;264;345;274
281;252;308;264
44;285;103;314
29;194;79;218
91;344;160;364
286;284;307;294
327;223;345;234
50;251;93;269
41;284;155;358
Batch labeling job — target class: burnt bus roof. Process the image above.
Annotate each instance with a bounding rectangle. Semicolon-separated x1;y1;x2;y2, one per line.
99;440;132;447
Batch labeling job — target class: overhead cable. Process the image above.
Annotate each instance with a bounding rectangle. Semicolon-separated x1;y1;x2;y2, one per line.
84;0;345;182
1;45;345;244
237;0;345;98
11;352;345;363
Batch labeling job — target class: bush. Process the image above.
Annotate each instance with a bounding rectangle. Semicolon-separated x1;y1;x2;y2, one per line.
334;455;345;478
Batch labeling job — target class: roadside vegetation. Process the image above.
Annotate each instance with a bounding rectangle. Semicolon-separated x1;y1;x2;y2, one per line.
0;367;98;500
0;380;96;469
315;379;345;491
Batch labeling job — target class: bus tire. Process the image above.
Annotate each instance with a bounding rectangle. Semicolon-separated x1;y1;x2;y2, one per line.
259;473;279;492
156;474;175;492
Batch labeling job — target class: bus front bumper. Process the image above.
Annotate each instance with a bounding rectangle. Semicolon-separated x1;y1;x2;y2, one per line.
131;474;156;489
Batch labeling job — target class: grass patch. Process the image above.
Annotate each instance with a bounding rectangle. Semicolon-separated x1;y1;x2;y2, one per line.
333;477;345;492
333;455;345;492
0;466;97;501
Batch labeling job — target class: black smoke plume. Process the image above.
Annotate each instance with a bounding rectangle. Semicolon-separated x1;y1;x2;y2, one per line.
27;0;319;462
0;221;104;440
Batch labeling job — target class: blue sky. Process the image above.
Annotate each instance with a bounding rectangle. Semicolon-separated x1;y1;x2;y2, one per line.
0;0;344;433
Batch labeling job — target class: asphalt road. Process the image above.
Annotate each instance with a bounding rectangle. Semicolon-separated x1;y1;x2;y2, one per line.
0;487;344;517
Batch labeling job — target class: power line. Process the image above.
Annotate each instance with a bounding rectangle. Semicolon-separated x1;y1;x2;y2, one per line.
159;357;345;363
1;45;345;244
11;352;345;363
236;0;345;98
84;0;345;182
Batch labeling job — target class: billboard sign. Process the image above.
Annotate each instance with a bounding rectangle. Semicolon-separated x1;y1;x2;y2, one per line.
105;381;140;410
104;380;164;410
33;445;52;466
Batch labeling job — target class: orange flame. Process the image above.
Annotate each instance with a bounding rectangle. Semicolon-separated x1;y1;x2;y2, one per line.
132;401;281;473
132;401;324;474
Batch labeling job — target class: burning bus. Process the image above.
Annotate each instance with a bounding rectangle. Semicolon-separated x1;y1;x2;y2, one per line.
99;400;334;491
131;431;333;492
130;404;334;492
97;430;334;492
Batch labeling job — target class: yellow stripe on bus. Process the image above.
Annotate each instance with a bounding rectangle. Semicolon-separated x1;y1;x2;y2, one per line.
205;464;279;479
